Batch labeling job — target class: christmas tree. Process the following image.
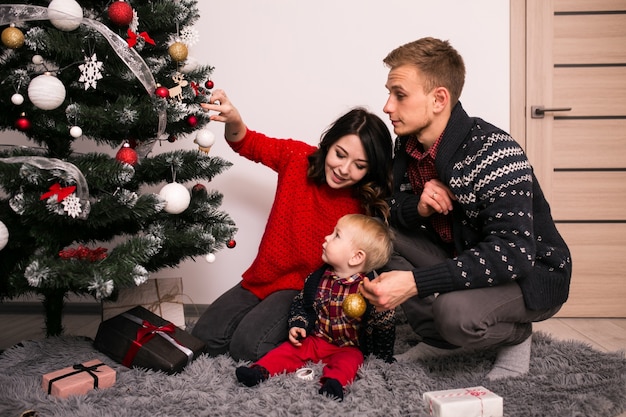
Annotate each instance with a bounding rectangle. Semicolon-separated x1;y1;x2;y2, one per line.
0;0;237;337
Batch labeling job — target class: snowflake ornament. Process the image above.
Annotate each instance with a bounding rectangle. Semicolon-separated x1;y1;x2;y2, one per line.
61;194;82;218
179;27;199;46
78;53;103;89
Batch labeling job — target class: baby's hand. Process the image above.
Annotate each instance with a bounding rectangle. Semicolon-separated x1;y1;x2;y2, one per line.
288;327;306;347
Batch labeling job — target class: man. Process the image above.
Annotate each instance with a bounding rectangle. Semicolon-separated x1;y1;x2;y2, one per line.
360;37;572;379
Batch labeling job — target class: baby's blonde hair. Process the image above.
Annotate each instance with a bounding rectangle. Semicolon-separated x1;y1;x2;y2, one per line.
338;213;394;272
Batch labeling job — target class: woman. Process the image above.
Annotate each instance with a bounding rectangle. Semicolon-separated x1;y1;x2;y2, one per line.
191;89;393;361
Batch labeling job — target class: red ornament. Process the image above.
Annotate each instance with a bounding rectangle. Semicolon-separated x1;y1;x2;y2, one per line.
15;114;31;131
167;134;177;143
116;144;138;166
192;183;206;193
155;85;169;98
108;1;134;27
186;115;198;127
205;80;214;89
226;239;236;249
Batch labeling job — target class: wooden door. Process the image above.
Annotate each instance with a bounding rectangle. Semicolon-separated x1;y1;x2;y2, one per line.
510;0;626;317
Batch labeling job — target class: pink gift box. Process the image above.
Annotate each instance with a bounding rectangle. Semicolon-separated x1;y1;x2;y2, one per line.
42;359;116;398
423;386;503;417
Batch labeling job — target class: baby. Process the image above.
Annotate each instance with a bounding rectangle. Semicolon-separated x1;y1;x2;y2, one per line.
235;213;395;401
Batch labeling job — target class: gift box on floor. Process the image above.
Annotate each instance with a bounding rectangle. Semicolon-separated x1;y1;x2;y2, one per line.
42;359;116;398
94;305;206;374
102;277;186;329
423;386;503;417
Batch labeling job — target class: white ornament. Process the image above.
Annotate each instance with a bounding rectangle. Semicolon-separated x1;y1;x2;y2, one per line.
0;221;9;250
61;194;82;218
11;93;24;105
28;72;66;110
194;130;215;148
70;125;82;138
205;253;216;263
32;55;44;65
180;27;200;46
78;53;103;90
159;182;191;214
48;0;84;31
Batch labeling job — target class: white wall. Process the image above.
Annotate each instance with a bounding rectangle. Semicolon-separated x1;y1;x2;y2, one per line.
165;0;511;304
3;1;511;305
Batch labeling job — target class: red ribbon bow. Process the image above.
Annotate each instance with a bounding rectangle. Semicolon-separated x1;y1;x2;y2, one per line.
136;320;176;341
122;320;177;367
40;183;76;202
127;29;155;48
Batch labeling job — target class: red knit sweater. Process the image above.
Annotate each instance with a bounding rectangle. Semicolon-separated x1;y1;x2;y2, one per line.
228;129;364;299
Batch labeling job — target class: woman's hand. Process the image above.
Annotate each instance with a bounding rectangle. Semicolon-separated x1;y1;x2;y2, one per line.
200;89;246;142
419;179;455;216
288;327;307;347
360;270;418;311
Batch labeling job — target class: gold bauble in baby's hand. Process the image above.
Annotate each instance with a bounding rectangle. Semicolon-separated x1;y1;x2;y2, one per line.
342;293;367;318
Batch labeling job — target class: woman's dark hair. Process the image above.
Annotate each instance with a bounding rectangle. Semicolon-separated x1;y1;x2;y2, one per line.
307;107;393;221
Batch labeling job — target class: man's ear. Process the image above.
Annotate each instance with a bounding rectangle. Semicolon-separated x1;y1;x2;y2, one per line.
432;86;450;113
348;249;366;267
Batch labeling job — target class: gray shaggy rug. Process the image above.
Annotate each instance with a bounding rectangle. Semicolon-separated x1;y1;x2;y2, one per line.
0;319;624;417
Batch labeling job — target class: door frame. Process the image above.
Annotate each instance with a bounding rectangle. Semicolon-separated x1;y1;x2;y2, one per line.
510;0;527;149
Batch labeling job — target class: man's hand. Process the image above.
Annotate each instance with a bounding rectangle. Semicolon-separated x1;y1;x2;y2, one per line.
419;179;455;217
360;270;418;311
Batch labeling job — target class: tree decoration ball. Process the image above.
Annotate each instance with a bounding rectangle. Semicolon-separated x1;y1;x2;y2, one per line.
15;114;31;131
11;93;24;105
205;253;216;263
227;239;236;249
47;0;84;31
28;72;66;110
194;130;215;148
168;42;189;62
159;182;191;214
69;126;83;138
0;221;9;251
107;1;134;26
155;85;170;98
1;25;25;49
192;183;207;196
205;80;214;89
115;144;138;166
186;114;198;127
32;55;44;65
342;293;367;318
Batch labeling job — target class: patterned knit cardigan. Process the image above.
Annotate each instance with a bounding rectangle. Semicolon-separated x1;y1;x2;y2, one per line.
389;102;572;311
288;265;396;363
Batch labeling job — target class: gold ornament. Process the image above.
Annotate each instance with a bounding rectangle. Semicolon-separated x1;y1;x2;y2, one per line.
1;25;25;49
168;42;188;62
342;293;367;319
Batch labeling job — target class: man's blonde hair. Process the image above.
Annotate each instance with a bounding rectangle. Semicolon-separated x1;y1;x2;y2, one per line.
383;37;466;106
338;213;394;272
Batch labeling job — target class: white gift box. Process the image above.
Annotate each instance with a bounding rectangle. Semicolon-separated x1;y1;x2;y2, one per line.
423;386;503;417
102;277;186;329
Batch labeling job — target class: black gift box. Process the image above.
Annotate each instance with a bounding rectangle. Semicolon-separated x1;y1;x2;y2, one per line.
94;306;206;374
